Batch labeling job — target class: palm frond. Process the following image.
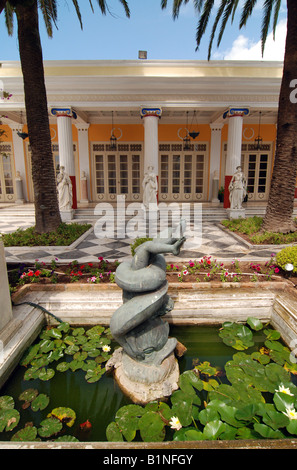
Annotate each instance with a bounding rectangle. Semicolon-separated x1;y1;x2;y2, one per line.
70;0;83;29
240;0;258;28
117;0;130;18
261;0;274;56
38;0;58;37
195;0;215;50
206;0;228;59
4;3;14;36
93;0;107;15
216;0;238;48
272;0;281;39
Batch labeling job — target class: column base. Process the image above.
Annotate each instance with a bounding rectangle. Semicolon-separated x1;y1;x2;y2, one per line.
227;208;246;220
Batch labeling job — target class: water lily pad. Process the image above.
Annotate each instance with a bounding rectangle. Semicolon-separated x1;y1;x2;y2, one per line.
49;407;76;427
0;409;20;432
23;367;40;381
253;423;285;439
106;421;124;442
139;411;166;442
203;419;226;440
48;328;63;339
20;344;40;366
247;317;263;331
85;365;105;383
38;367;55;381
72;327;85;336
39;339;55;354
38;417;63;438
54;435;80;442
56;362;70;372
86;325;105;339
31;394;50;412
57;322;70;333
0;396;14;411
19;388;39;403
11;426;38;441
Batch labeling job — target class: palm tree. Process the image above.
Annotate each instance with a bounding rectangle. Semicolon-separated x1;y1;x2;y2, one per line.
2;0;130;233
162;0;297;233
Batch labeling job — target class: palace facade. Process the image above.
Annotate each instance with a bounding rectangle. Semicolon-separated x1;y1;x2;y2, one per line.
0;59;282;209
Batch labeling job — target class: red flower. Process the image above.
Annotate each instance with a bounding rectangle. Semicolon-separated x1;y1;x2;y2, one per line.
34;270;41;276
27;271;34;277
78;271;83;276
98;256;104;261
88;263;93;267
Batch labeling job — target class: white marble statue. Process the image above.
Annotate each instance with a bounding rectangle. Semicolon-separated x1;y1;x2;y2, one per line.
228;166;247;210
57;166;73;211
142;166;158;209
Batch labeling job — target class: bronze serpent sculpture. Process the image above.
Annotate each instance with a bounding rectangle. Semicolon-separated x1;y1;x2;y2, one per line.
107;221;186;403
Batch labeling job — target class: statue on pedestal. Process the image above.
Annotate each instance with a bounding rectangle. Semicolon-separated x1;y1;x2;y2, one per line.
229;166;247;210
107;220;186;404
57;166;73;211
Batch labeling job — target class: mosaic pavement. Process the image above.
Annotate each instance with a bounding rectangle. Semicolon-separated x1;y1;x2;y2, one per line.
0;212;278;265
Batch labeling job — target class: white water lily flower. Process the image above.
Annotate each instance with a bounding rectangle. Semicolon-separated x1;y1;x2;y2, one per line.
169;416;182;431
276;384;294;396
102;345;111;352
282;405;297;420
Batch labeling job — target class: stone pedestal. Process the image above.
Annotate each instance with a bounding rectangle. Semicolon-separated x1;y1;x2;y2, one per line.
211;172;220;205
15;174;25;204
106;347;180;405
0;241;12;332
60;209;74;222
227;208;246;219
80;172;89;205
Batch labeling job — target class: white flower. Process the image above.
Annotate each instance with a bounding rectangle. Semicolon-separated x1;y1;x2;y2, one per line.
102;345;111;352
183;270;189;276
282;405;297;420
276;384;294;396
285;263;294;272
169;416;182;430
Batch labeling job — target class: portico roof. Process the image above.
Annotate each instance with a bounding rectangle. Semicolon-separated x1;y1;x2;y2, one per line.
0;59;283;126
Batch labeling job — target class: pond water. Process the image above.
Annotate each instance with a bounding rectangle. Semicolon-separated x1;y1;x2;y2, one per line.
0;325;267;442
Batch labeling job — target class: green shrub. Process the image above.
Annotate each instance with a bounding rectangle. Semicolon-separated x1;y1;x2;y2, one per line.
130;237;153;256
221;216;263;235
276;246;297;273
1;223;92;247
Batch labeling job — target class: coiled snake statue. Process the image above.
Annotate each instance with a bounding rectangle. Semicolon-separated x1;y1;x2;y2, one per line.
110;221;186;367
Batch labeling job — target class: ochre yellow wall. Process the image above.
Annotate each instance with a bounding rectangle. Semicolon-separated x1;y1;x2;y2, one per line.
88;124;144;142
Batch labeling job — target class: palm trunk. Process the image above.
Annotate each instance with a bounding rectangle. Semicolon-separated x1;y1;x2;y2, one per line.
262;0;297;233
16;0;61;233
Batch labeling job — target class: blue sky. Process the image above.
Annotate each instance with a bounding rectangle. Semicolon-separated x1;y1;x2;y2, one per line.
0;0;287;61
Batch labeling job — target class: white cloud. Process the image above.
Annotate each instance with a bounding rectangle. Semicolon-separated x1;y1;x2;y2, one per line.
215;19;287;61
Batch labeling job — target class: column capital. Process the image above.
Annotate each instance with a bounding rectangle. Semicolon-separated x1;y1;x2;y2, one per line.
210;123;224;132
223;107;249;119
51;107;77;119
140;107;162;119
75;123;90;132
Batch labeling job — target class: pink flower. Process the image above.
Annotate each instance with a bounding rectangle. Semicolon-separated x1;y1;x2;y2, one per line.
275;267;280;273
183;270;188;275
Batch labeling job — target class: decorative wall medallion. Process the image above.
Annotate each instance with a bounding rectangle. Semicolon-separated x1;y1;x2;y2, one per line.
243;127;255;140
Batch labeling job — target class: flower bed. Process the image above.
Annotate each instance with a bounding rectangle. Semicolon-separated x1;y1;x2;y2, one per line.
8;254;295;295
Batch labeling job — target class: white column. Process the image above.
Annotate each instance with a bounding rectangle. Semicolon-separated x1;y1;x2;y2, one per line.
51;107;77;210
209;124;223;203
141;107;162;175
75;123;90;203
9;124;28;202
223;108;249;208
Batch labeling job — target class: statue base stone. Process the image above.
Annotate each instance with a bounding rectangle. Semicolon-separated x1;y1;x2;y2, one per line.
227;208;246;220
106;347;180;405
60;209;74;222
